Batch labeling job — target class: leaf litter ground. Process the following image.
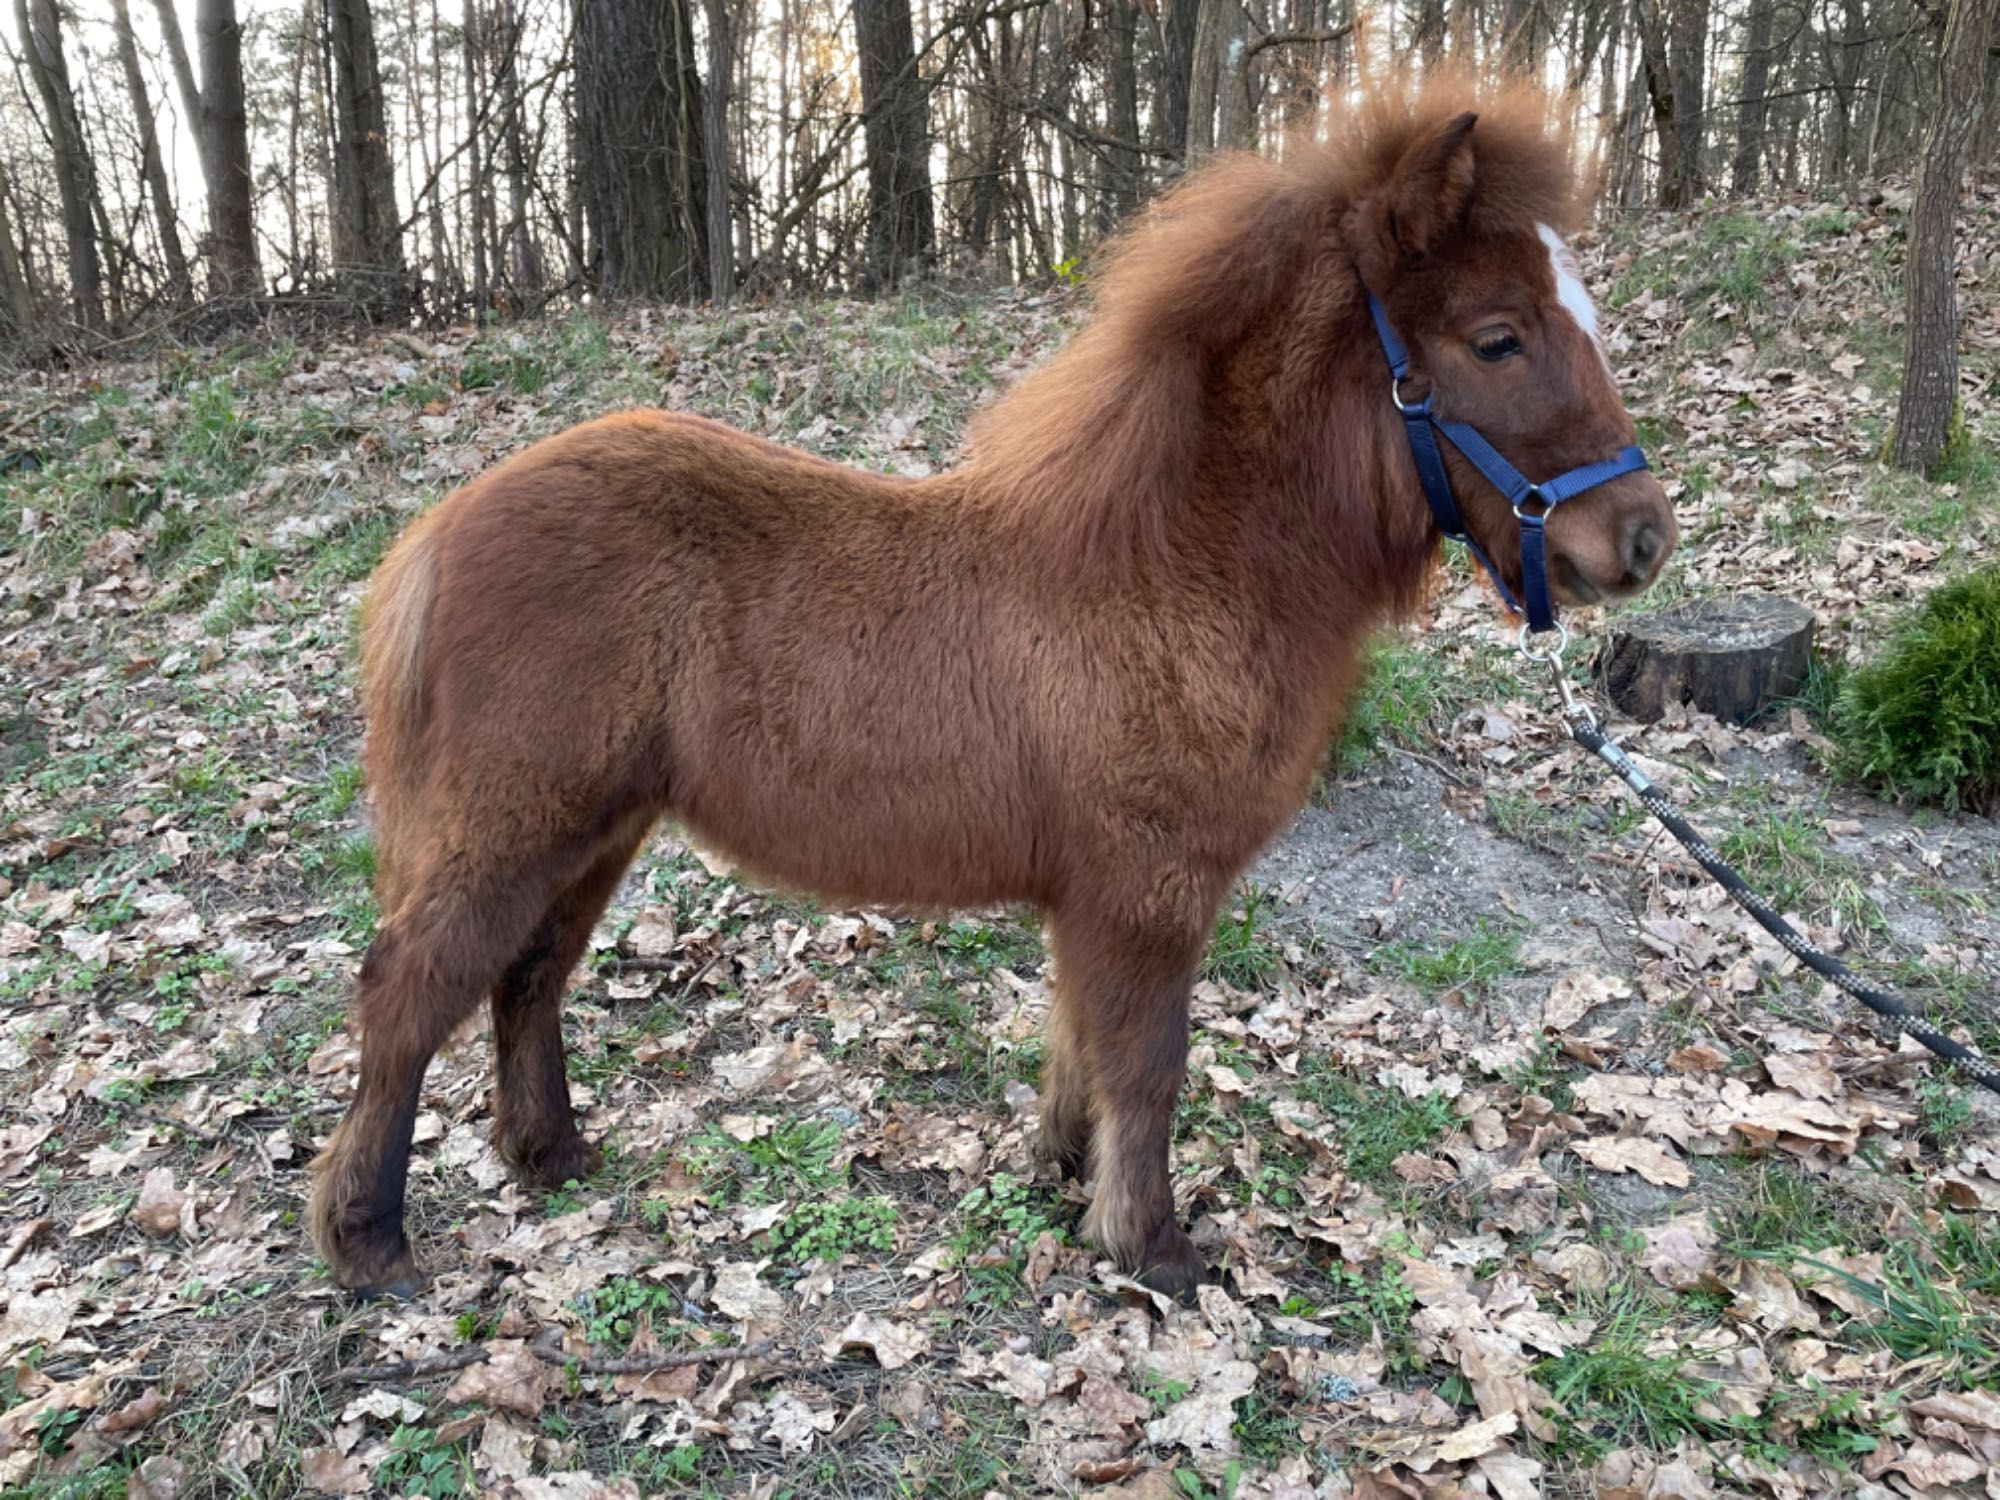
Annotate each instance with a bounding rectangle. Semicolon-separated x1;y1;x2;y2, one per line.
3;183;1999;1498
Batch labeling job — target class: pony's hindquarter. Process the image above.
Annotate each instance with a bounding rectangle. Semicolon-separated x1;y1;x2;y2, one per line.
308;410;1069;1295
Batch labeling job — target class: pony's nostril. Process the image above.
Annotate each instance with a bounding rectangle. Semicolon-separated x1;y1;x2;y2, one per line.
1624;521;1665;576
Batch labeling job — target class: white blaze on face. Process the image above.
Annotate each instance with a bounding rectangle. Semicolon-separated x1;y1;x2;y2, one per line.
1536;223;1609;369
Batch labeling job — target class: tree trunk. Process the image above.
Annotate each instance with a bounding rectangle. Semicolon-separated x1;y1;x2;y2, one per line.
1826;0;1868;182
855;0;935;290
191;0;262;297
1664;0;1708;202
1186;0;1225;160
574;0;709;298
0;160;33;333
1635;0;1685;206
494;0;539;299
1412;0;1445;64
1104;0;1141;225
327;0;406;304
1161;0;1200;160
464;0;489;318
702;0;734;300
1216;1;1254;151
1891;0;1999;473
1730;0;1773;194
111;0;193;301
17;0;103;331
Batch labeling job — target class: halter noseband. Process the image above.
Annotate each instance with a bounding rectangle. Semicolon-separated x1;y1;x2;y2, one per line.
1365;291;1651;636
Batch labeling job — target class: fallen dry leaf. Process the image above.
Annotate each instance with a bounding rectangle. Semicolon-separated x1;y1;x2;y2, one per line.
1572;1134;1690;1187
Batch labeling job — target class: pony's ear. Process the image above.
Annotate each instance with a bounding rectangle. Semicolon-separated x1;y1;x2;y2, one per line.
1345;111;1479;286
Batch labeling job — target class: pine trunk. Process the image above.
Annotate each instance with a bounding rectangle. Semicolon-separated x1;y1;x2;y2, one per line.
194;0;263;298
112;0;193;300
855;0;935;289
17;0;103;331
574;0;709;299
703;0;734;300
328;0;407;305
1730;0;1772;194
1891;0;1999;472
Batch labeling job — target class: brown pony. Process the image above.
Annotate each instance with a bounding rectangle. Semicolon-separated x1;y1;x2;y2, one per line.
310;75;1675;1299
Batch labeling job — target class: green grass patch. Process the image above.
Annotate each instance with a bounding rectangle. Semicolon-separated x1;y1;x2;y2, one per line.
1374;917;1523;997
375;1422;473;1498
1788;1239;2000;1380
1203;883;1283;990
1829;564;2000;812
1537;1293;1746;1459
1708;1157;1872;1257
682;1115;844;1205
951;1172;1065;1303
764;1195;898;1265
1295;1062;1457;1183
1333;637;1462;771
1713;804;1881;933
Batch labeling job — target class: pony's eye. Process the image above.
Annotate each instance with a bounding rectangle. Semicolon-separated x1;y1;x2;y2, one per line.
1473;331;1523;363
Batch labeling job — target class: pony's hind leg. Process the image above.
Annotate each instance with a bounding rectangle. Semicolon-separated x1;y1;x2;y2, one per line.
1036;986;1096;1179
1054;899;1211;1301
310;870;549;1298
491;819;651;1187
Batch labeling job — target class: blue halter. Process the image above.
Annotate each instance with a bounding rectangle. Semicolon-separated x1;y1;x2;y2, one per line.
1365;291;1651;635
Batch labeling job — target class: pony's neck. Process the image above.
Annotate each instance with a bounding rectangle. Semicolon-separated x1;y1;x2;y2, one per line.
967;303;1440;643
1198;323;1443;635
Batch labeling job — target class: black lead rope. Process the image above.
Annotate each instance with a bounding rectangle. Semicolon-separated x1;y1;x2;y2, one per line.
1562;706;2000;1096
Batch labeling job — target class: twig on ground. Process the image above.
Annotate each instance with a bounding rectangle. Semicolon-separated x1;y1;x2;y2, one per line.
1390;745;1479;789
335;1347;494;1384
132;1106;228;1148
530;1331;777;1375
335;1334;775;1384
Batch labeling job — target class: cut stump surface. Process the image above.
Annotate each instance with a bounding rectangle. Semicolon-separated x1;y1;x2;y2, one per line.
1596;594;1817;725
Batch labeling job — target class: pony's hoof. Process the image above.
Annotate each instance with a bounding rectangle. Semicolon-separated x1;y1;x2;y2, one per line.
324;1231;426;1301
352;1263;429;1302
1137;1230;1208;1306
500;1129;603;1190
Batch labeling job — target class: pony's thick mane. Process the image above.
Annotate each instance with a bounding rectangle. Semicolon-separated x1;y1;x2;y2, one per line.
964;71;1585;568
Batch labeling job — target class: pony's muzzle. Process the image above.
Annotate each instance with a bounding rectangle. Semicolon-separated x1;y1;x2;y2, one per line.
1549;474;1677;604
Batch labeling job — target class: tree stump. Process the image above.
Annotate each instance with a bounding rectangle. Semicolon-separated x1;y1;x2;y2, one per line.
1596;595;1817;725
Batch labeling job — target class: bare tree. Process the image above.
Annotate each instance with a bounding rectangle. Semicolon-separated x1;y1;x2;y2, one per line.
327;0;406;302
0;160;34;333
17;0;104;330
702;0;734;300
1664;0;1708;202
1891;0;1998;472
152;0;262;297
1729;0;1775;193
855;0;936;287
574;0;709;297
111;0;194;300
493;0;540;298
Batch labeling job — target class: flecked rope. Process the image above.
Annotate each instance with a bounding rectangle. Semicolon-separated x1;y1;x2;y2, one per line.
1567;715;2000;1096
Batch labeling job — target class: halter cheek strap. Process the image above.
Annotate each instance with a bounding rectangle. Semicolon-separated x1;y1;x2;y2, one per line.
1365;291;1651;635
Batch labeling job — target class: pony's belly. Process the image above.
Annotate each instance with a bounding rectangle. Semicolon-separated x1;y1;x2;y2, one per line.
672;781;1040;913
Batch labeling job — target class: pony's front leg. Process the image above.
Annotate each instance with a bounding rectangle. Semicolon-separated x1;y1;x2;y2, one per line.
1052;898;1211;1300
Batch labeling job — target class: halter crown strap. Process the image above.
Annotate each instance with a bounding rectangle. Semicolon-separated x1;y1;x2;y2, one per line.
1364;291;1652;635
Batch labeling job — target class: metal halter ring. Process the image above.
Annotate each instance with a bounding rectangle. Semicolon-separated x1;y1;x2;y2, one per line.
1517;618;1570;662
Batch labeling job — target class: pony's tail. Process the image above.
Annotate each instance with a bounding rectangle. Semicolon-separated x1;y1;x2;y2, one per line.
358;509;443;923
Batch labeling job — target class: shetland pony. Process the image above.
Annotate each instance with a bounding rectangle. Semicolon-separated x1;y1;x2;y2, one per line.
311;77;1675;1299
